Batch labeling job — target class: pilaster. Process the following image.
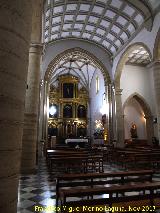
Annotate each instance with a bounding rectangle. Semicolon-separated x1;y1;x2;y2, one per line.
115;88;124;147
152;60;160;143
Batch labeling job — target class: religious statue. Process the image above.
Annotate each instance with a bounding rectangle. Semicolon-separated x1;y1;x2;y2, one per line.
130;123;138;138
63;83;73;98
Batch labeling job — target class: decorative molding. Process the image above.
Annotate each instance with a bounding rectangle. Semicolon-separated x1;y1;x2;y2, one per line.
115;88;123;95
147;60;160;68
29;43;43;54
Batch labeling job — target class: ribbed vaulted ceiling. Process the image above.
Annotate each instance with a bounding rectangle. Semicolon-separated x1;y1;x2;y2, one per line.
50;53;100;89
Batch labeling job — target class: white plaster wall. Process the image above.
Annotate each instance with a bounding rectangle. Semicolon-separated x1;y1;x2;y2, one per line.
124;98;146;139
90;69;105;136
112;12;160;77
41;39;112;80
121;65;156;114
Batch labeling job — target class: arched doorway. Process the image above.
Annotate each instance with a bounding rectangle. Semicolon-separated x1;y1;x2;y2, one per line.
123;93;153;145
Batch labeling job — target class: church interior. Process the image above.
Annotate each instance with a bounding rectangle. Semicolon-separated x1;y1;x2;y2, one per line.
1;0;160;212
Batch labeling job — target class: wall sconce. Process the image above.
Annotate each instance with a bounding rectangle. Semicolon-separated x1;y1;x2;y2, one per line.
143;113;146;119
153;118;157;123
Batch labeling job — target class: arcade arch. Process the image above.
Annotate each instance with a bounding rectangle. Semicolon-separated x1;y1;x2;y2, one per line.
114;42;152;147
41;47;112;143
123;93;153;144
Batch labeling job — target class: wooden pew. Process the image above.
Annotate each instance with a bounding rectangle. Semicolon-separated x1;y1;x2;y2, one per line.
46;149;88;167
46;148;104;174
59;182;160;212
56;170;154;207
114;149;160;169
49;155;103;174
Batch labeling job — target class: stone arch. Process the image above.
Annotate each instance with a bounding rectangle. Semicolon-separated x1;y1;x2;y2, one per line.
123;92;153;144
44;47;111;84
153;27;160;60
114;42;152;87
43;47;112;141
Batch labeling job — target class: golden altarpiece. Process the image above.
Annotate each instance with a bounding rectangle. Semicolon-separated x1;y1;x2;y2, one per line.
48;75;89;142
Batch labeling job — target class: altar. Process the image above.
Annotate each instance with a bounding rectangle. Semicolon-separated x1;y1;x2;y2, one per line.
65;138;88;148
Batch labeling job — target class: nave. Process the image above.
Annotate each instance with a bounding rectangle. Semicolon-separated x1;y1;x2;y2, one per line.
17;145;160;213
1;1;160;213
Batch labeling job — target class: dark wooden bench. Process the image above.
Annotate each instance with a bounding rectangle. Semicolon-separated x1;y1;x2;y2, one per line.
114;150;160;169
56;170;154;207
133;153;160;169
49;155;103;174
59;182;160;212
46;149;89;168
46;149;88;160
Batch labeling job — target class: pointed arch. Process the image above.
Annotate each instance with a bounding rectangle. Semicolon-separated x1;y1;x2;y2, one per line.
44;47;111;85
43;47;112;142
123;92;152;117
114;42;152;87
123;92;153;144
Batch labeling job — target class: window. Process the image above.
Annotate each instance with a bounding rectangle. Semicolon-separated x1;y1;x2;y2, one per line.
96;76;99;94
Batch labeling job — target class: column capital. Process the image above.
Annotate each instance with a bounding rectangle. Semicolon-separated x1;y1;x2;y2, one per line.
29;43;43;54
147;60;160;68
115;88;123;95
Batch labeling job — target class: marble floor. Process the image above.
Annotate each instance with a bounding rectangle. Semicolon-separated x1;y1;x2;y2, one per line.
17;158;160;213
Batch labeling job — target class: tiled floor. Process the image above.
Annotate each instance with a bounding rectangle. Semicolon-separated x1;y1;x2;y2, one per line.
17;158;56;213
17;157;160;213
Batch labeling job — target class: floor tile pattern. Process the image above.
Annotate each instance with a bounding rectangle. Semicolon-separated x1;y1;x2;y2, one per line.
17;158;160;213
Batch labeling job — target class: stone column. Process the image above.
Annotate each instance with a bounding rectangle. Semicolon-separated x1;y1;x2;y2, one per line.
111;85;117;141
152;60;160;143
21;44;43;173
42;81;50;141
88;98;92;144
0;1;32;212
115;88;124;147
38;79;44;142
21;0;43;173
145;115;154;145
107;84;114;143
